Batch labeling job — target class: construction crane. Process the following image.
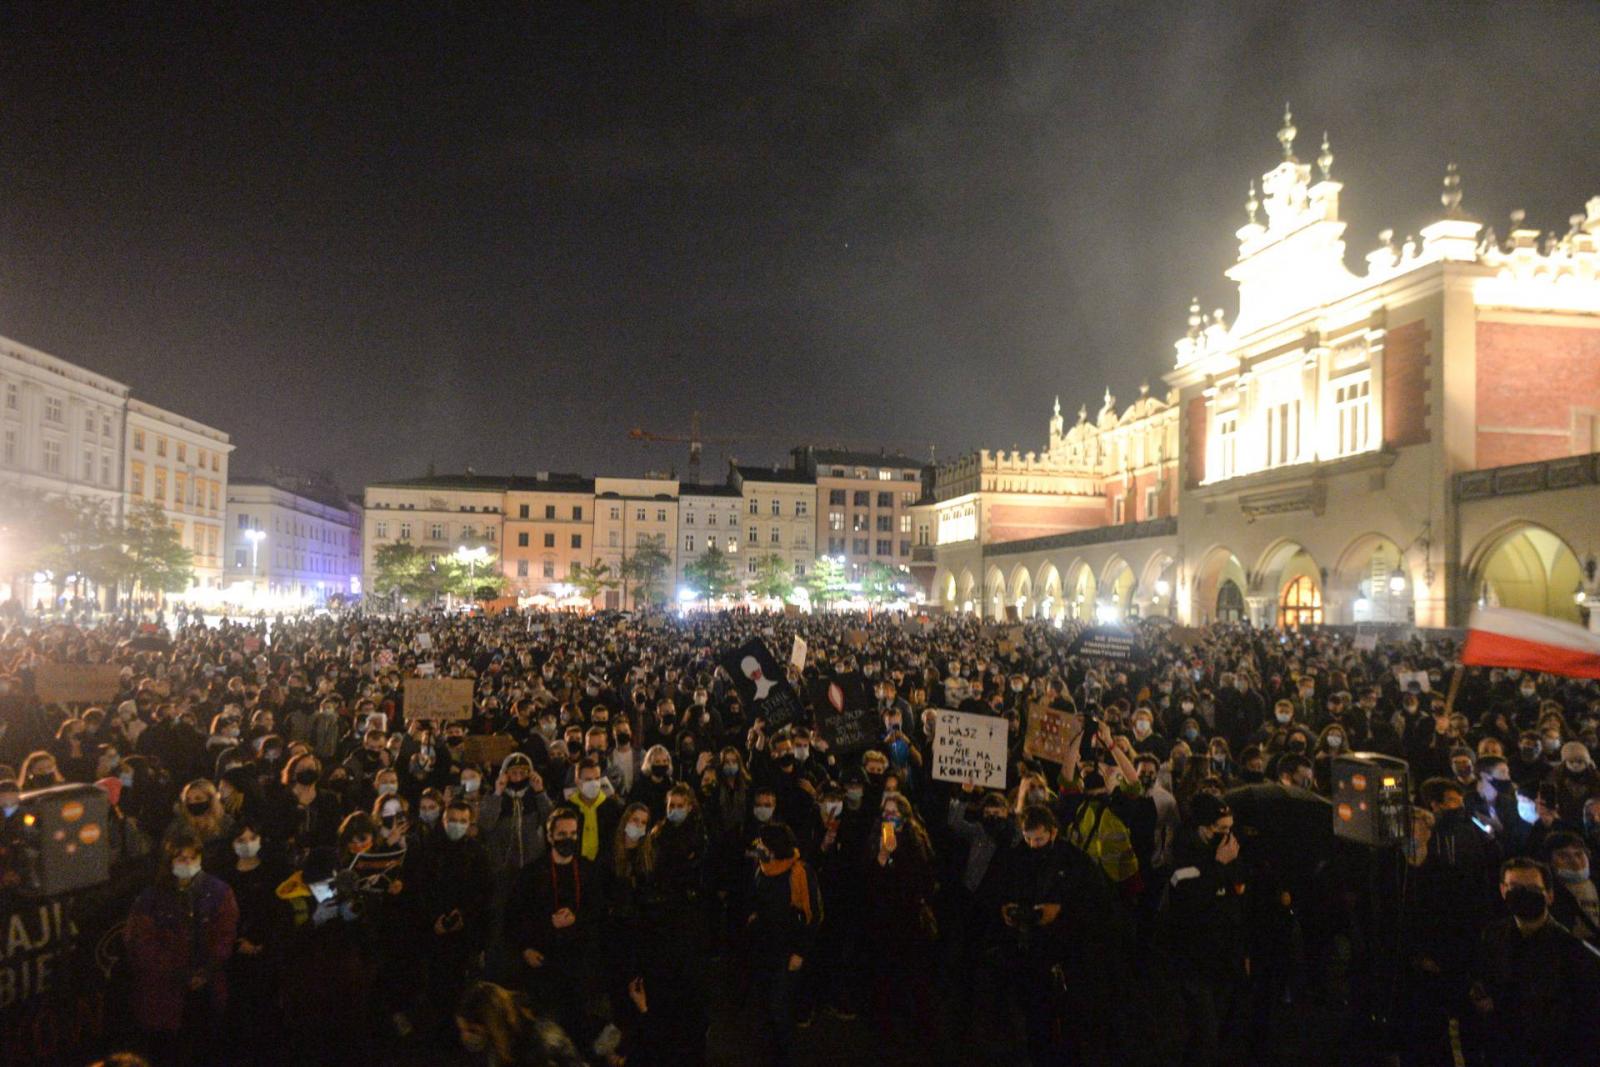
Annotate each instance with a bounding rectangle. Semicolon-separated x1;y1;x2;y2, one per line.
628;412;936;484
627;411;751;484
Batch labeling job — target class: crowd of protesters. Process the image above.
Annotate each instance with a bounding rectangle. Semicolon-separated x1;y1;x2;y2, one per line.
2;606;1599;1067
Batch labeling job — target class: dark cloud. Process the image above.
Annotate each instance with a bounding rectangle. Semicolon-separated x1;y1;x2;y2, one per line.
0;3;1595;490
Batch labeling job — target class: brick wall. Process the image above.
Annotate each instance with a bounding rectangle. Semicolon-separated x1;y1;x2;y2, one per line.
1384;319;1430;448
988;501;1104;543
1476;320;1600;468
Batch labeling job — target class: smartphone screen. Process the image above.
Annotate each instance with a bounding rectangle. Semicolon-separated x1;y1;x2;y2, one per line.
309;879;336;904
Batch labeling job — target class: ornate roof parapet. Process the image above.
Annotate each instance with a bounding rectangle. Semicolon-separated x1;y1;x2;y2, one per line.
1173;298;1232;367
1475;195;1600;313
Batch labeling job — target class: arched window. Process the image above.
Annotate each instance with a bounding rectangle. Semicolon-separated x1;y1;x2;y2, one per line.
1279;575;1323;629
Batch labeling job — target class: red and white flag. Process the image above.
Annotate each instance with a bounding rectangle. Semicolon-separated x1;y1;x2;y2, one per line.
1462;607;1600;680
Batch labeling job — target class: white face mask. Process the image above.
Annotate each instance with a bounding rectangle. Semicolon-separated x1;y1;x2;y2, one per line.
172;860;202;881
444;821;469;841
1133;720;1151;738
234;839;261;859
624;822;647;842
460;777;480;794
579;779;602;800
376;782;398;796
821;801;843;819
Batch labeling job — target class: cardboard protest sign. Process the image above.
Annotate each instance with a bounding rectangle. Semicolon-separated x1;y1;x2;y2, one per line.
790;637;808;672
1007;625;1024;645
460;734;517;769
1168;626;1205;649
1005;605;1019;622
721;638;806;730
997;640;1015;657
931;708;1009;789
783;603;800;618
1068;627;1139;662
1353;633;1378;652
846;629;868;649
404;677;475;721
35;663;121;704
1023;702;1077;764
242;636;262;654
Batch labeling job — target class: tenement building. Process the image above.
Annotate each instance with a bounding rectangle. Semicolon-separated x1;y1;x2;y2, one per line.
922;111;1600;630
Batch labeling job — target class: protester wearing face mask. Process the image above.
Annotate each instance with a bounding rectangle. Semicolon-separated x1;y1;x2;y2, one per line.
1161;793;1246;1067
1544;832;1600;946
217;819;285;1062
565;757;621;862
508;808;602;1044
627;744;677;821
124;830;239;1060
1468;858;1600;1065
744;822;821;1067
418;800;493;1034
480;753;554;880
271;753;342;861
1551;742;1600;822
1129;706;1170;759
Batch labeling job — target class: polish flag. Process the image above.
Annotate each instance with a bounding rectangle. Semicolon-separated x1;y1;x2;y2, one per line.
1462;607;1600;680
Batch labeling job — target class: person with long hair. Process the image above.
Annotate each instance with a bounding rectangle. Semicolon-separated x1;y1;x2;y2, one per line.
124;829;239;1065
863;791;938;1055
745;822;822;1067
167;778;233;860
453;981;585;1067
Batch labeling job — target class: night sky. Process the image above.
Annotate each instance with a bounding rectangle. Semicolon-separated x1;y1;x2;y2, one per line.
1;3;1596;492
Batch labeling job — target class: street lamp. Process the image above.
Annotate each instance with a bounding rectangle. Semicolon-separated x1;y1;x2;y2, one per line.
454;544;490;582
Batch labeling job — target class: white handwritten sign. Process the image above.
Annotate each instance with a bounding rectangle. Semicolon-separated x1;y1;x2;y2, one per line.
790;637;807;672
931;708;1008;789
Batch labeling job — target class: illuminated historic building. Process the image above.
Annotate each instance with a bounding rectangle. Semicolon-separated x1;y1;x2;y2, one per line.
924;110;1600;630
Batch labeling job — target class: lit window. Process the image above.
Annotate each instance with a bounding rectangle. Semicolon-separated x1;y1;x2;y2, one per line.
1216;413;1237;480
1334;379;1371;457
685;534;695;552
828;512;844;531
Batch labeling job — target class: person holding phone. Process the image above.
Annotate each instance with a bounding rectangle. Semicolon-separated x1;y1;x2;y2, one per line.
1161;793;1247;1067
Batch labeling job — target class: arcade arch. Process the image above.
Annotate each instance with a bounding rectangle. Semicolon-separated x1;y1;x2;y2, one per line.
1468;522;1584;623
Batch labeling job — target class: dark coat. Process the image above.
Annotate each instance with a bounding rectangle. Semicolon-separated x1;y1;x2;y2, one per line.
125;873;239;1032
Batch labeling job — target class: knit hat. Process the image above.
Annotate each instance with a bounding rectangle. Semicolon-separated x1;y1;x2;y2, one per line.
501;752;534;775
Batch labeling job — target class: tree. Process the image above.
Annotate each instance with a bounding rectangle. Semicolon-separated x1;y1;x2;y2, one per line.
682;543;738;601
805;555;850;610
748;552;796;602
861;561;906;605
370;542;429;602
569;561;619;604
620;534;671;610
121;500;194;598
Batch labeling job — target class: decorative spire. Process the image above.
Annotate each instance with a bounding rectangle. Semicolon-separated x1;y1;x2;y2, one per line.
1139;381;1150;397
1053;395;1061;418
1277;103;1297;161
1245;180;1260;226
1317;132;1333;181
1077;404;1087;424
1186;296;1203;338
1440;162;1463;216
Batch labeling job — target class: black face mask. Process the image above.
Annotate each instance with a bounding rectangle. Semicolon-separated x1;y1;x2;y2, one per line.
551;837;578;858
649;765;668;779
294;769;319;786
776;754;795;769
1505;884;1547;922
505;781;528;796
25;775;53;790
186;799;211;816
981;814;1010;836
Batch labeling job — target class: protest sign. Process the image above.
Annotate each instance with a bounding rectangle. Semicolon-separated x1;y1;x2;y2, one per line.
821;706;882;756
1395;669;1431;692
846;628;868;649
1005;605;1019;622
1168;626;1205;649
1023;702;1077;764
790;636;808;672
931;708;1008;789
783;603;800;618
416;632;433;650
1068;627;1139;662
1353;633;1378;651
242;636;262;654
404;677;475;721
460;734;517;768
721;638;806;730
35;663;121;704
1007;625;1025;645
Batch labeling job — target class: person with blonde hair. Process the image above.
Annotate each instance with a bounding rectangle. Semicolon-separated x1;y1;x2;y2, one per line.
453;980;584;1066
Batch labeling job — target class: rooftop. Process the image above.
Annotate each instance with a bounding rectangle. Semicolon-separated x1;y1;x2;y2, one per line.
801;446;927;471
734;464;815;485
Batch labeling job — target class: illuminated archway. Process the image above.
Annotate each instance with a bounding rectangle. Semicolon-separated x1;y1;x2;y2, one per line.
1100;556;1136;621
935;568;957;608
957;568;977;614
1007;564;1033;618
1333;533;1409;624
1468;522;1584;623
1279;575;1323;629
1193;546;1247;626
984;566;1006;620
1064;559;1097;621
1139;550;1178;618
1036;562;1063;621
